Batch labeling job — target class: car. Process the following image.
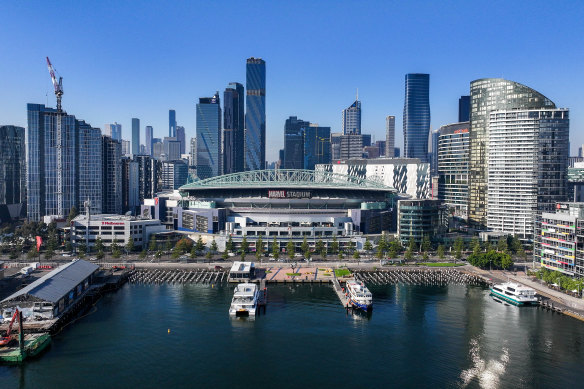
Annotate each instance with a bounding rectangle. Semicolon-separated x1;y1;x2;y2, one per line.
294;253;302;258
228;252;236;257
214;265;223;270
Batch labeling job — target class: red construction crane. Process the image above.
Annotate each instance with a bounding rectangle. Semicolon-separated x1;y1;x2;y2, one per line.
0;308;19;346
46;57;63;112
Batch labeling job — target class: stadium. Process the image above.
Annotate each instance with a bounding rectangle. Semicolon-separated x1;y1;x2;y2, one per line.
178;169;397;252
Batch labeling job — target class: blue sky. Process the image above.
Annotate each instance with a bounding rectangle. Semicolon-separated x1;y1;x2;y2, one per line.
1;0;583;161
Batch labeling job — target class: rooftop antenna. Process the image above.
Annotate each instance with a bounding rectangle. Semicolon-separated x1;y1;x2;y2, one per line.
356;88;359;101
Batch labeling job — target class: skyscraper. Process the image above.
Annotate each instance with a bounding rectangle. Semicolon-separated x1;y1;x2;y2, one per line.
103;122;122;141
78;122;103;215
304;125;331;170
223;82;245;174
176;126;185;155
131;118;140;155
145;126;153;156
458;96;470;122
342;97;361;135
196;92;221;179
27;104;85;220
245;57;266;171
283;116;310;169
169;110;176;138
468;78;556;227
385;116;395;158
163;137;181;161
487;108;569;238
430;129;440;175
403;73;430;162
438;122;470;220
0;125;26;220
102;135;122;215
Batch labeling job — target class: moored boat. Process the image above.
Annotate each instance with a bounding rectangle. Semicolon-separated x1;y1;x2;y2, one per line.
490;282;538;306
346;280;373;312
229;283;259;317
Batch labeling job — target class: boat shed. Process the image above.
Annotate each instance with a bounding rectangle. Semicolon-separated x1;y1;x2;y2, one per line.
228;261;255;282
0;259;99;321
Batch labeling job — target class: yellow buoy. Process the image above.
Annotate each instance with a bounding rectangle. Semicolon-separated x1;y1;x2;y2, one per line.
168;329;170;334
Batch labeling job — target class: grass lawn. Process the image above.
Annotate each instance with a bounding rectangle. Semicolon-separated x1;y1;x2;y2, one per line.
419;262;464;267
286;273;301;276
334;268;352;277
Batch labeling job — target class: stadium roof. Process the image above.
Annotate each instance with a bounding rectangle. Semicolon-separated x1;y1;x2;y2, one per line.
180;169;395;192
1;260;99;305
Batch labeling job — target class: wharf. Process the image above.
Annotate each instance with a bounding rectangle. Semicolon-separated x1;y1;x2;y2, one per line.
331;276;350;308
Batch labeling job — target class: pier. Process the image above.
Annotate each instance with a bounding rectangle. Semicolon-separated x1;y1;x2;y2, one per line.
353;269;486;286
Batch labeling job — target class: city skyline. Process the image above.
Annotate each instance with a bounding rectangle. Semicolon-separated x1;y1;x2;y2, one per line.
1;1;583;161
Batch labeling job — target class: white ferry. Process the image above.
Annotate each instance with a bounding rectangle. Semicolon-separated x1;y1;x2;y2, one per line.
490;282;538;306
346;280;373;312
229;283;260;317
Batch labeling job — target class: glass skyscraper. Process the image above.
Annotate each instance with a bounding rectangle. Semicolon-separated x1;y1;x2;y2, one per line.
102;135;122;215
403;73;430;162
283;116;310;169
245;57;266;171
223;82;245;174
169;110;176;138
78;122;103;215
458;96;470;122
104;122;122;141
385;116;395;158
196;92;222;179
304;125;331;170
342;98;361;135
468;78;556;227
145;125;153;156
131;118;140;155
0;125;26;220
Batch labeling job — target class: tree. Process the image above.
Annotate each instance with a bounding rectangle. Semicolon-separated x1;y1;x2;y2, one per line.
205;251;212;260
210;239;218;253
376;245;384;259
437;244;445;260
471;237;481;256
389;240;401;259
353;250;360;260
190;245;197;259
67;205;78;223
148;236;157;253
222;250;229;260
111;240;122;259
421;235;431;253
338;250;344;260
27;247;37;259
78;242;87;257
315;239;325;257
404;248;413;261
64;240;73;253
155;250;163;261
287;240;295;261
272;237;280;260
364;239;373;255
377;237;387;255
454;237;464;261
301;236;309;258
331;236;339;256
139;250;147;259
126;237;135;255
497;236;508;253
226;235;234;253
255;236;264;261
422;252;429;261
408;237;417;253
240;236;249;255
96;250;105;260
44;247;54;260
176;238;193;254
484;241;492;253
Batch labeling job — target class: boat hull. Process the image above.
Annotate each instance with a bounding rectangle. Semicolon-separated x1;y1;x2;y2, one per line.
490;289;537;306
349;298;373;312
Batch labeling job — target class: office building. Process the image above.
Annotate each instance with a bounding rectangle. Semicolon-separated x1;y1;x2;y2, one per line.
385;116;395;158
283;116;310;169
152;138;163;160
134;155;160;202
169;110;176;138
131;118;140;155
459;96;470;122
196;92;221;179
103;122;122;141
331;133;342;160
304;125;331;170
176;126;185;155
437;122;470;220
339;134;365;160
78;122;103;215
145;126;153;156
397;199;447;244
0;125;26;220
245;57;266;171
487;108;569;239
342;97;361;135
375;140;386;157
121;140;131;156
162;160;189;190
430;129;440;175
121;157;139;214
223;82;245;174
102;135;122;215
468;78;557;227
403;73;430;162
163;137;181;161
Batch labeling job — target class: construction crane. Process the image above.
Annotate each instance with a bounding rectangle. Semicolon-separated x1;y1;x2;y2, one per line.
46;57;63;112
0;308;20;346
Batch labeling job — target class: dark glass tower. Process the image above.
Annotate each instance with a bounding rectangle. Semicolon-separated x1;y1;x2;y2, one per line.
169;110;176;138
304;125;331;170
458;96;470;122
403;73;430;162
196;93;221;179
284;116;310;169
223;82;245;174
245;57;266;171
0;125;26;220
131;118;140;155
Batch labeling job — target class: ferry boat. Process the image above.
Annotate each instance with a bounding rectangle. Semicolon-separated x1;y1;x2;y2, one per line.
490;282;538;306
346;280;373;312
229;283;259;317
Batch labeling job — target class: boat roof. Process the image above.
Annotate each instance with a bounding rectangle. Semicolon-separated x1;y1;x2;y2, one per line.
496;282;534;291
234;283;257;295
230;261;255;273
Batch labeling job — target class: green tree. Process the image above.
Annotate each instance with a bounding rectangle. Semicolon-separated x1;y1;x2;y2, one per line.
222;250;229;260
78;242;87;257
497;236;508;253
226;235;234;253
389;240;401;259
408;237;417;253
272;237;280;260
255;236;264;260
111;240;122;259
437;244;445;260
363;239;373;255
64;240;73;253
27;247;37;259
210;239;218;253
471;237;481;256
205;251;212;260
95;238;104;254
404;248;413;261
484;241;492;253
240;250;246;261
96;250;105;260
454;237;464;261
190;245;197;259
67;205;78;223
164;238;173;253
148;236;157;252
377;236;387;255
155;250;163;261
422;252;429;261
126;237;135;254
44;247;54;260
353;250;360;259
331;236;339;255
338;250;344;260
376;245;384;259
287;240;295;261
301;236;309;258
240;236;249;254
315;239;325;257
171;246;182;259
421;235;431;253
139;250;147;259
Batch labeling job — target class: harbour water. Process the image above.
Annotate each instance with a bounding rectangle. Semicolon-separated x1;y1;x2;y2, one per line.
1;282;583;388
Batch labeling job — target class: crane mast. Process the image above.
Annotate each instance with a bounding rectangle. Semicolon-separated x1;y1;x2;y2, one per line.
46;57;64;216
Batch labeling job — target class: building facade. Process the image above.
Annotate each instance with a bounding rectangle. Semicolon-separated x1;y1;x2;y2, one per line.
245;57;266;171
0;125;26;220
437;122;470;220
162;160;189;190
487;109;569;239
144;125;153;156
283;116;310;169
304;125;331;170
403;73;430;163
385;116;395;158
102;135;122;215
103;122;122;141
223;82;245;174
196;93;221;179
169;109;176;138
176;126;185;155
163;137;181;161
397;199;447;244
342;98;361;135
78;122;103;215
131;118;140;156
458;96;470;122
468;78;556;227
121;158;139;215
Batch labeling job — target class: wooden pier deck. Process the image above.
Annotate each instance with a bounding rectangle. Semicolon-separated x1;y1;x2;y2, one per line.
332;276;350;308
